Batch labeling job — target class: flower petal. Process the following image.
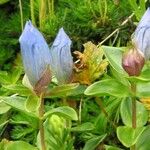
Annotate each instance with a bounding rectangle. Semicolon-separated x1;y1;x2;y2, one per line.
19;21;52;86
132;8;150;60
50;28;73;84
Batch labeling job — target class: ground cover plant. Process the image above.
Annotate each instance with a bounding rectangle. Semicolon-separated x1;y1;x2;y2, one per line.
1;0;150;150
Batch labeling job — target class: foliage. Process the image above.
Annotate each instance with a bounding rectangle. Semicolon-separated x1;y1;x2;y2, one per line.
0;0;136;69
1;0;150;150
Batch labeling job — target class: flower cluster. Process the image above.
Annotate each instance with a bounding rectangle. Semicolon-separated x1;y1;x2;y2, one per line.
19;21;73;95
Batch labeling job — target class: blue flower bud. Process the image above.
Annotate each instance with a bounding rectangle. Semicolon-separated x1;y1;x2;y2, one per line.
132;7;150;60
50;28;73;84
19;21;52;88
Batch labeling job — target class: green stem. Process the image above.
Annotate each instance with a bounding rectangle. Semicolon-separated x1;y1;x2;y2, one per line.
78;98;83;124
39;94;46;150
19;0;23;31
48;0;51;15
130;83;136;150
30;0;36;26
39;0;46;30
48;0;54;17
51;0;54;16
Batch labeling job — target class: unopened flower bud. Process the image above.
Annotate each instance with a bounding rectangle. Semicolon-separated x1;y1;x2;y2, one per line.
19;21;52;95
50;28;73;84
122;48;145;76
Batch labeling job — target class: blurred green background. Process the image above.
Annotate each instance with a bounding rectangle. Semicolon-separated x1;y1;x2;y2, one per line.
0;0;149;70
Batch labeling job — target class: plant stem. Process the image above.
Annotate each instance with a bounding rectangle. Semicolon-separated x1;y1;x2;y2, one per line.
131;83;136;150
78;98;83;124
98;13;134;46
19;0;23;31
51;0;54;16
30;0;36;26
39;94;46;150
39;0;46;30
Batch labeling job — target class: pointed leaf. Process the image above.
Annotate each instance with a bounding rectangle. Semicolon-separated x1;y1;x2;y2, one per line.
102;46;127;75
71;122;94;132
84;79;130;97
83;134;107;150
3;84;32;96
46;83;83;98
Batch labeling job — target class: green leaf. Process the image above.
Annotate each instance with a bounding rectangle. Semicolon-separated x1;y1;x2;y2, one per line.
128;67;150;82
44;106;78;121
1;96;37;118
0;68;22;85
136;126;150;150
83;134;107;150
71;122;94;132
10;112;39;129
11;67;22;84
117;126;145;147
46;83;84;98
120;98;148;127
102;46;127;75
0;113;9;136
5;141;38;150
25;95;40;113
0;120;9;136
0;71;10;84
1;96;26;111
0;100;11;114
137;81;150;97
0;0;9;5
3;84;32;96
110;66;130;87
95;113;108;134
104;145;123;150
84;79;130;97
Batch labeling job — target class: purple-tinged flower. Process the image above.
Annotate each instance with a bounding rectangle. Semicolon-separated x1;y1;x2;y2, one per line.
50;28;73;84
19;21;52;94
132;7;150;60
122;48;145;76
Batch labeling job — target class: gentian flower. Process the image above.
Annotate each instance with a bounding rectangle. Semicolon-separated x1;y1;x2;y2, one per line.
132;7;150;60
122;47;145;76
19;21;52;94
50;28;73;84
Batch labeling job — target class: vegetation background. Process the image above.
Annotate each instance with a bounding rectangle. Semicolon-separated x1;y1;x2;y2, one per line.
1;0;150;150
0;0;143;70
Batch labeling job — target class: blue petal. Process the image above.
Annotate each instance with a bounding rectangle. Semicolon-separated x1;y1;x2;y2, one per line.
50;28;73;84
132;8;150;60
19;21;52;86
